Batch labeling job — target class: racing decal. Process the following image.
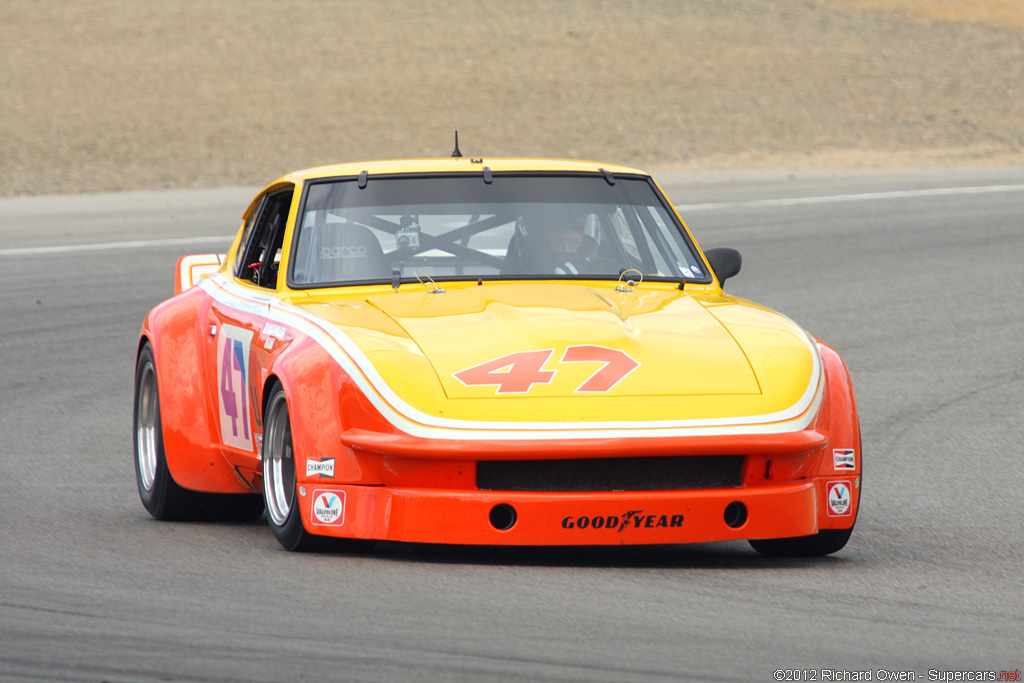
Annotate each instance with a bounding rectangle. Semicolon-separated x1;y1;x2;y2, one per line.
453;345;640;395
322;244;370;259
826;481;853;516
255;433;263;461
561;510;683;532
260;321;288;350
306;457;335;478
453;349;556;394
311;489;345;526
217;324;254;451
261;322;287;337
560;345;640;392
832;448;856;470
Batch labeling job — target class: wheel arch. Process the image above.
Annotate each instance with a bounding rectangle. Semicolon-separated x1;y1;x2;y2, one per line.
262;339;380;486
816;340;860;457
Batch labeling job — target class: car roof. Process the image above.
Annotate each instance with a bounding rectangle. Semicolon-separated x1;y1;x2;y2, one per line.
245;158;653;220
277;157;648;184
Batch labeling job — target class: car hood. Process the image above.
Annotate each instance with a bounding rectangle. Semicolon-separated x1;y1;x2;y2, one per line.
298;283;819;425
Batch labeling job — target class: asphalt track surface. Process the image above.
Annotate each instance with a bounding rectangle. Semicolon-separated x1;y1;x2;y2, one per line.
1;167;1022;682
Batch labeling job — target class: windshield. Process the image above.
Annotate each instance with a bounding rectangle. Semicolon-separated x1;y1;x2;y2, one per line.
289;173;708;287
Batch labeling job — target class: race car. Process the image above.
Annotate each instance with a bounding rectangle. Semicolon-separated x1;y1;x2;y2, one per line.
134;156;861;556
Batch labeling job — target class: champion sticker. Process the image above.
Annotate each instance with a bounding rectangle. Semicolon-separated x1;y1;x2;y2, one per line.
306;457;335;478
311;490;345;526
826;481;853;516
833;448;856;470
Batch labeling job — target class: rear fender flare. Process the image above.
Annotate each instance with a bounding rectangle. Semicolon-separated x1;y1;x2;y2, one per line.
140;290;249;493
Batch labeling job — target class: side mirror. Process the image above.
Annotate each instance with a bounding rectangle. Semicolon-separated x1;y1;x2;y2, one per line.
704;247;742;287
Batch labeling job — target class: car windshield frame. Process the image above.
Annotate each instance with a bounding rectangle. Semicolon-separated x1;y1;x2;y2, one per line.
286;171;712;290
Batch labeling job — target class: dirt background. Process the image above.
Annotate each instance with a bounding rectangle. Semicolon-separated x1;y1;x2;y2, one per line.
1;0;1022;196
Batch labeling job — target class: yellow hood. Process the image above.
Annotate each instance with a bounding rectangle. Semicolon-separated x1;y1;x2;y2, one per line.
298;283;819;425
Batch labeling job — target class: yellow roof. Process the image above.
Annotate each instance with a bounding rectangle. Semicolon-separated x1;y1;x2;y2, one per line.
278;157;648;184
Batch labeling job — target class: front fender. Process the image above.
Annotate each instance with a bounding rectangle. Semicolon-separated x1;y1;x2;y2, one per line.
812;340;861;529
266;336;385;486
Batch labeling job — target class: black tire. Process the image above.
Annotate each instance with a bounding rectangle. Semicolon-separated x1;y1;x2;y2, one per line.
261;383;374;553
134;343;264;522
749;527;853;557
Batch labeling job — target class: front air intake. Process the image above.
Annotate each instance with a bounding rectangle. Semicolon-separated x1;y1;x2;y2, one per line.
477;455;744;492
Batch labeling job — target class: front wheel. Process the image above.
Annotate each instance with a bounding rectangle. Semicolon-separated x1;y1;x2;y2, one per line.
262;384;373;553
749;527;853;557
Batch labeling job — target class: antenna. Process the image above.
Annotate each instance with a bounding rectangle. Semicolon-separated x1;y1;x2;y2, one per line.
451;131;463;158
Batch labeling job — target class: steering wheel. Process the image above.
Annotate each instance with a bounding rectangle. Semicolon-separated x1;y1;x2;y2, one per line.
554;254;620;276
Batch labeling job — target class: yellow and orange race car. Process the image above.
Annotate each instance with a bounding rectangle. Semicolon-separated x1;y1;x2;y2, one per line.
134;156;861;556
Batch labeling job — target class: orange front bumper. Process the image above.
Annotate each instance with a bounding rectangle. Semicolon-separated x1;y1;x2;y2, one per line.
296;480;821;545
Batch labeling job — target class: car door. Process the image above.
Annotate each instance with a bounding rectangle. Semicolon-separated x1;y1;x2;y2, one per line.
204;185;294;484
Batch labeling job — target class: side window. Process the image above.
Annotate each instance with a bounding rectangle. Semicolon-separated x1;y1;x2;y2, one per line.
233;196;265;272
235;188;294;289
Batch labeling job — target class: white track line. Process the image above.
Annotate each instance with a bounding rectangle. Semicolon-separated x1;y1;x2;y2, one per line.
673;183;1024;212
0;235;231;257
3;182;1022;256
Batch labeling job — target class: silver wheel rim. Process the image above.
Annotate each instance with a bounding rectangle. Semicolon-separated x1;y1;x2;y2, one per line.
136;363;159;492
263;392;295;526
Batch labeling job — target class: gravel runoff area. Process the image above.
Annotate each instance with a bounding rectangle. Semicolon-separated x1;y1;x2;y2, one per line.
1;0;1022;196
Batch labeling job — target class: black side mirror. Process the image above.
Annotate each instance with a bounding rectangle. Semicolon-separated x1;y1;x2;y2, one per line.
704;247;742;288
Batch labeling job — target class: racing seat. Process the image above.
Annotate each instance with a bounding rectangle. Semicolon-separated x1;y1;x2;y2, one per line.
314;224;390;283
500;230;529;275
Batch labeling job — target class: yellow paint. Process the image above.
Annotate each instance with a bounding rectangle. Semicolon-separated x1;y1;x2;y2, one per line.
295;281;817;424
219;158;820;426
279;157;647;184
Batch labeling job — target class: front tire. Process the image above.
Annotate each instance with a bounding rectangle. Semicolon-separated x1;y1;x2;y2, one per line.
134;342;263;522
749;527;853;557
262;384;372;552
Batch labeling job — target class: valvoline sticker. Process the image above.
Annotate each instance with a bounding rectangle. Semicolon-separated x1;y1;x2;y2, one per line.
826;481;853;516
310;490;345;526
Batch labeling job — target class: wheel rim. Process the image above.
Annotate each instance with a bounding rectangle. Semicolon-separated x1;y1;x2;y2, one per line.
135;363;159;492
263;392;296;526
